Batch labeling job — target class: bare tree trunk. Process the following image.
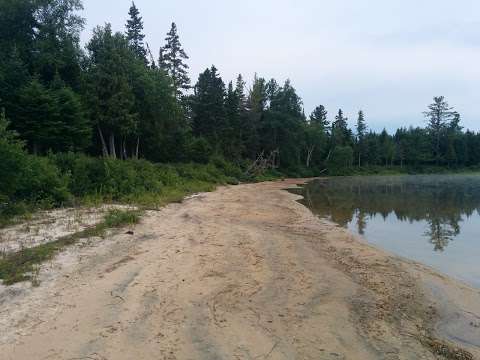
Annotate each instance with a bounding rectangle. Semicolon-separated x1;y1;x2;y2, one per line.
109;133;116;159
135;137;140;160
98;126;109;157
325;149;333;162
121;138;127;160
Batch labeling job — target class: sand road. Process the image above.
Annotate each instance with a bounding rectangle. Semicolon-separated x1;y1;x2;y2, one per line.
1;180;479;359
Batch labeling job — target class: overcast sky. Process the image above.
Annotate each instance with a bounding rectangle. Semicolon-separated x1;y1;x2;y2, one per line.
80;0;480;132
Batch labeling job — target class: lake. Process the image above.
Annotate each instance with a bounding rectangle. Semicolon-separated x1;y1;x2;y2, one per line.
293;175;480;288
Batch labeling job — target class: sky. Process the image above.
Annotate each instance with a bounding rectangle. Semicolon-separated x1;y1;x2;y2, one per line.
80;0;480;132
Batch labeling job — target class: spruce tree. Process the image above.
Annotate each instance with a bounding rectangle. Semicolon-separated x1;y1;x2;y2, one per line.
355;110;367;166
332;109;350;147
160;23;190;98
356;110;367;139
244;75;267;159
15;78;57;154
224;81;243;159
192;66;226;147
126;2;147;62
52;84;91;152
235;74;247;111
310;105;328;129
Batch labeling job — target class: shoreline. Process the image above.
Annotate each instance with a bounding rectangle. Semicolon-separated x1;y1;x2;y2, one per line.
289;179;480;357
0;179;479;359
290;178;480;352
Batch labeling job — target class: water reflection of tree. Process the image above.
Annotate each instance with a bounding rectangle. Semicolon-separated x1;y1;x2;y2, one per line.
299;175;480;252
356;210;367;235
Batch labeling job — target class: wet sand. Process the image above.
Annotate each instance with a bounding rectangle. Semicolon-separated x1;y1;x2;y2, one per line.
0;180;479;359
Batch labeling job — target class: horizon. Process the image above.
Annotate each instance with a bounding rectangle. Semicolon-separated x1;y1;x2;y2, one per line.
80;0;480;133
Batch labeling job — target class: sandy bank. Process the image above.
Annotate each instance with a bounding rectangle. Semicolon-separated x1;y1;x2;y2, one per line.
0;180;478;359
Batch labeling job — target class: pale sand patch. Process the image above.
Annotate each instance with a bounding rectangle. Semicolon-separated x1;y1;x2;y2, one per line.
0;204;136;254
0;180;478;359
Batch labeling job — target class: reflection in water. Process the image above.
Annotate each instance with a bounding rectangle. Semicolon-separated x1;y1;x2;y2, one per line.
296;175;480;252
294;175;480;287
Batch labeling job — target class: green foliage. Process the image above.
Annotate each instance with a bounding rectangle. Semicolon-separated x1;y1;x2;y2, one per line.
84;24;139;159
103;209;141;228
3;149;245;216
159;22;190;98
0;112;71;221
2;0;480;204
327;146;354;175
186;137;213;164
192;66;226;147
126;2;147;61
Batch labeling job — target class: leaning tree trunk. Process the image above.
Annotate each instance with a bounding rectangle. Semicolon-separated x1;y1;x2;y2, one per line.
306;145;315;168
97;126;109;157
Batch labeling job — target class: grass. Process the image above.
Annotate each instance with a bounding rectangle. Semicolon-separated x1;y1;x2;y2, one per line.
0;157;242;286
122;181;218;209
0;178;226;286
0;209;140;285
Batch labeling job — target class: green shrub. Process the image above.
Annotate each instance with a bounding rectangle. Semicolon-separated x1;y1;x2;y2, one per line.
187;137;212;164
0;115;71;221
103;209;141;227
327;146;354;176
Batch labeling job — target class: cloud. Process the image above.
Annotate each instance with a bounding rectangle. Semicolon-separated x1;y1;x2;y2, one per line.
80;0;480;131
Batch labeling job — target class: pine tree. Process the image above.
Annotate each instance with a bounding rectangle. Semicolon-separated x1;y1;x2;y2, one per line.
85;25;138;159
332;109;350;147
355;110;367;166
51;84;91;152
247;74;267;114
0;0;37;61
126;2;147;62
310;105;328;129
158;48;167;71
15;78;57;154
235;74;247;111
269;80;303;117
33;0;85;87
0;47;31;119
424;96;455;165
160;23;190;98
243;74;267;159
192;66;226;148
356;110;367;139
224;81;244;159
379;129;395;166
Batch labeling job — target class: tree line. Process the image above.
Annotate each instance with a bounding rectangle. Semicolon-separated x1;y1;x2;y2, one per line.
1;0;480;175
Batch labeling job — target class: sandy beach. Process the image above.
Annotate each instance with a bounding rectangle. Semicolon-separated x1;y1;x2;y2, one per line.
0;179;479;359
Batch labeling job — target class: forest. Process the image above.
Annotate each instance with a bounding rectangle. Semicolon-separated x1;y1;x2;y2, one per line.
1;0;480;218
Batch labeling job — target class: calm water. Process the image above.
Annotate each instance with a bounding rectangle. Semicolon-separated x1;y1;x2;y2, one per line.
294;175;480;288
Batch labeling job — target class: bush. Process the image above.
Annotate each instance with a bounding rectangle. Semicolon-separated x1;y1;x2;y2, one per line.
1;125;245;224
327;146;354;176
0;115;70;221
187;137;212;164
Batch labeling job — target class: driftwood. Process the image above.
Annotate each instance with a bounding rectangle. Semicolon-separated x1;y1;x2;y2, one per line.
246;149;280;176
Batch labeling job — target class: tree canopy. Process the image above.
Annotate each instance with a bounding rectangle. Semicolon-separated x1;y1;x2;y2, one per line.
1;0;480;175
